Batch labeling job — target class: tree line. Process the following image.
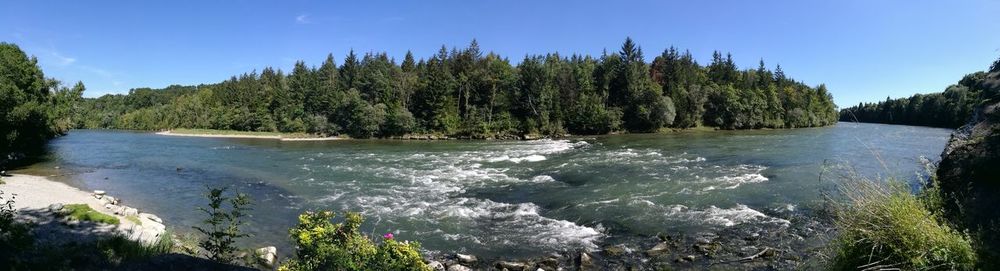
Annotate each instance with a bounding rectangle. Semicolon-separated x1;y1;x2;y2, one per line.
839;61;1000;128
1;43;83;164
75;38;838;138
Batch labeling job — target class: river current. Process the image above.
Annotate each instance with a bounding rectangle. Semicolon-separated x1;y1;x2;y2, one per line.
24;122;953;259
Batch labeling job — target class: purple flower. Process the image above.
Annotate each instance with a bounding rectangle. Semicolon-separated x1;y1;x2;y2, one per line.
383;233;394;239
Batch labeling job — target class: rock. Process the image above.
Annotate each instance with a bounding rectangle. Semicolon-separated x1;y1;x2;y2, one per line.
603;244;627;256
455;253;477;264
105;203;116;210
123;207;139;217
103;196;118;205
645;242;670;257
937;100;1000;236
578;252;595;270
495;261;527;271
48;203;63;212
93;190;106;196
139;213;163;223
446;264;471;271
694;242;720;254
683;255;696;262
256;246;277;267
427;260;445;271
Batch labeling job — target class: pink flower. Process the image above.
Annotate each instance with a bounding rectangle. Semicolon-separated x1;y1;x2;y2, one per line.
383;233;394;239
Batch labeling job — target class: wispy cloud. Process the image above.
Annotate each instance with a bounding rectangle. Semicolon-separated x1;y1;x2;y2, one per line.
295;14;311;24
50;51;76;66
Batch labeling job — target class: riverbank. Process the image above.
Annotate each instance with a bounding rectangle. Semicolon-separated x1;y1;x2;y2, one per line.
156;129;342;141
1;174;166;245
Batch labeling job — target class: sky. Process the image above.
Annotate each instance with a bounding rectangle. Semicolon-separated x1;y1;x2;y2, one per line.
2;1;999;107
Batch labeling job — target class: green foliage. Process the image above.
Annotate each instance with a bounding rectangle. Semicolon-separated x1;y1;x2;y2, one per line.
193;186;252;264
280;211;431;271
829;177;976;270
0;43;82;163
63;203;120;224
0;189;34;266
73;39;836;137
841;69;997;128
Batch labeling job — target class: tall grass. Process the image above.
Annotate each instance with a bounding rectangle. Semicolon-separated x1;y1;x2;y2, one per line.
828;174;976;270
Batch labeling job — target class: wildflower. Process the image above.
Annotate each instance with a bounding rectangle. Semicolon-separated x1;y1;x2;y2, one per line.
383;232;394;239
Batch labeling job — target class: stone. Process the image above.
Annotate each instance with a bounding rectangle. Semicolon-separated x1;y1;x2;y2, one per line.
645;242;670;257
578;252;595;270
427;260;445;271
256;246;277;267
446;264;471;271
495;261;527;271
48;203;63;212
123;207;139;217
937;98;1000;251
683;255;696;262
604;244;627;256
456;253;477;264
104;196;118;205
139;213;162;223
93;190;106;196
105;203;115;210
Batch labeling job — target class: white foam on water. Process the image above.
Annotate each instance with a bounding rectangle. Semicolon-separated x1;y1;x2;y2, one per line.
530;175;556;183
662;204;790;227
305;139;602;252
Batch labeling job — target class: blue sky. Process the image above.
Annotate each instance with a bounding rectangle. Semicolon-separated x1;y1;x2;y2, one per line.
2;1;999;107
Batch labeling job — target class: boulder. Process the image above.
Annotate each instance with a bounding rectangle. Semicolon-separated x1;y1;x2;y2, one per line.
603;244;627;256
455;253;477;264
495;261;527;271
139;213;163;223
645;242;670;257
446;264;471;271
93;190;106;196
427;260;445;271
936;97;1000;260
123;207;139;217
256;246;277;267
48;203;63;212
578;252;595;270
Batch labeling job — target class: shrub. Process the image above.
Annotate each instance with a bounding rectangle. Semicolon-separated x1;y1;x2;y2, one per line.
0;190;33;266
279;211;431;271
64;203;120;224
193;186;252;264
828;177;976;270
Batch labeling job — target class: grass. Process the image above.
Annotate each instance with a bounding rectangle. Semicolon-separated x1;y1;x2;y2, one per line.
169;128;316;138
828;175;976;270
125;215;142;225
64;204;120;225
93;232;173;265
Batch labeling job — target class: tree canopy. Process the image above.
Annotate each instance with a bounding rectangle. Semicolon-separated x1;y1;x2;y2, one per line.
1;42;83;163
839;66;1000;128
75;38;838;138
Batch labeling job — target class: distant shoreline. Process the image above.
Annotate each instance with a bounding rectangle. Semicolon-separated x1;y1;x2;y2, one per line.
155;130;343;141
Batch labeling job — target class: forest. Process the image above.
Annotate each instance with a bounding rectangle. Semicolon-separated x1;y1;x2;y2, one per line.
74;38;838;138
839;61;1000;128
0;43;83;163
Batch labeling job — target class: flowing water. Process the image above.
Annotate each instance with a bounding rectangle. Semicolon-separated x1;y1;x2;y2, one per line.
21;122;953;259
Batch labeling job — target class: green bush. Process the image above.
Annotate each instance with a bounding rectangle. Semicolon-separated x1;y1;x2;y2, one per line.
828;177;976;270
64;203;120;224
279;211;431;271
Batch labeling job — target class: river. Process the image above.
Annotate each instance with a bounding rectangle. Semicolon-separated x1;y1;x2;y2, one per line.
22;122;953;260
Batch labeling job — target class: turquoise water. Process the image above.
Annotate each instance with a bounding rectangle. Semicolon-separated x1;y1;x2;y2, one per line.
26;122;954;258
